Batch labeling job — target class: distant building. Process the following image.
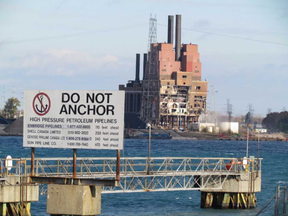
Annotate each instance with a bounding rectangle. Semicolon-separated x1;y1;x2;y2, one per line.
189;123;218;133
119;54;145;118
219;122;239;134
119;15;208;129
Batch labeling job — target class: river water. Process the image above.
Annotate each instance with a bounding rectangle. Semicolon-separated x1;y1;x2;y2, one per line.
0;136;287;215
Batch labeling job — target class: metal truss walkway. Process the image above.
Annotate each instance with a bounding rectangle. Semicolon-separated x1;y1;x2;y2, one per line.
0;157;262;194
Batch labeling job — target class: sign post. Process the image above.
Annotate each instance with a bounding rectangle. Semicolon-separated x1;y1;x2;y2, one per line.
31;147;35;177
24;90;125;215
116;150;120;183
24;90;124;178
73;149;77;179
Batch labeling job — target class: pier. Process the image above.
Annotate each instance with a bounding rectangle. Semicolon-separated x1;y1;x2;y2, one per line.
1;156;262;215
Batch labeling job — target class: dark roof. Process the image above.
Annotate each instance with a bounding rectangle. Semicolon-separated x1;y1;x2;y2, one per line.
124;113;146;129
4;117;23;135
0;116;11;124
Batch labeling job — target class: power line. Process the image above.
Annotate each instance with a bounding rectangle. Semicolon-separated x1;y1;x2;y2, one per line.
158;23;288;46
1;23;147;45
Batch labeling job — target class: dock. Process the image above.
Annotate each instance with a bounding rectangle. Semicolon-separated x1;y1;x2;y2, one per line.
1;156;262;215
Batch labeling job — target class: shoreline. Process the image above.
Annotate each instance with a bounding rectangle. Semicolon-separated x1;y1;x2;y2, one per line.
1;128;287;141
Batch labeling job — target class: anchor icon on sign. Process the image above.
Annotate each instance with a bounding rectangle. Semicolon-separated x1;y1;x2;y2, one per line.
35;95;49;113
33;93;51;116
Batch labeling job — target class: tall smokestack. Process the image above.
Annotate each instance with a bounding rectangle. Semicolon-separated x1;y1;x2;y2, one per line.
135;53;140;83
175;14;181;61
167;15;174;44
143;53;147;80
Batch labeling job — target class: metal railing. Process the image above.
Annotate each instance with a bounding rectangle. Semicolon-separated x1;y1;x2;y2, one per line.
0;157;262;193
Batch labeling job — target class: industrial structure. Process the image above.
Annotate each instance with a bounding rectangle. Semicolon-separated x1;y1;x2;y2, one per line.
119;15;208;129
119;53;146;118
1;155;262;215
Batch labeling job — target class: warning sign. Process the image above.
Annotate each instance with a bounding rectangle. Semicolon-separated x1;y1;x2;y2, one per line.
23;90;125;150
33;93;51;116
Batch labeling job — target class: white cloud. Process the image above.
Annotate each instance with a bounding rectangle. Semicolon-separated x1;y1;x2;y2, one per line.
47;49;78;58
0;49;130;77
102;54;118;62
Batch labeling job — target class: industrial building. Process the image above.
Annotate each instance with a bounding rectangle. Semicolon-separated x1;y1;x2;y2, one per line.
119;15;207;129
119;53;146;118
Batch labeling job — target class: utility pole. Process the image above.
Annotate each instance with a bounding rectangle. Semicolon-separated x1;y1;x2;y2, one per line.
210;85;215;123
227;99;232;134
147;123;151;175
246;123;249;159
210;84;217;131
178;90;181;129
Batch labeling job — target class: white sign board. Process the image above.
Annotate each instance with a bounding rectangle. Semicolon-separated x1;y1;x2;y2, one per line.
24;90;124;150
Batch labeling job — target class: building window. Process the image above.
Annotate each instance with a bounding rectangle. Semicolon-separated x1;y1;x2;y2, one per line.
167;82;170;85
196;86;201;90
162;69;166;72
183;82;186;85
182;75;187;78
195;70;199;73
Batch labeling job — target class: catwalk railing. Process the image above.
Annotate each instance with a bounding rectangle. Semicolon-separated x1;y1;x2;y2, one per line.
0;157;262;194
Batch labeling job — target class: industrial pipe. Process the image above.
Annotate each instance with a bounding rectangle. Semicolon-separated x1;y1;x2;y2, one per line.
135;53;140;83
143;53;147;80
168;15;174;44
175;14;181;61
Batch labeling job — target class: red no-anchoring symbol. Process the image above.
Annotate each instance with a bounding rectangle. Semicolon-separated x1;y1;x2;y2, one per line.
33;93;51;116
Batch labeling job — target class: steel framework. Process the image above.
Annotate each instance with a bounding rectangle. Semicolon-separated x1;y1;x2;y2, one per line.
0;157;262;194
147;14;157;52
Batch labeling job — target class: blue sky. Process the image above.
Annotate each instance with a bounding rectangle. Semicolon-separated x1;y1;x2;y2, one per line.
0;0;287;116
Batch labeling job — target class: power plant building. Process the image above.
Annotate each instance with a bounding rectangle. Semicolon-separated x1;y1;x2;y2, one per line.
119;15;207;129
119;53;147;118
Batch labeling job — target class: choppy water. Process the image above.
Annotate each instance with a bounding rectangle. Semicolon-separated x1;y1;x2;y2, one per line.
1;137;287;215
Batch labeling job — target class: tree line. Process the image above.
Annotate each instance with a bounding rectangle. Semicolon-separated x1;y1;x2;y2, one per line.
262;111;288;133
0;97;21;119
